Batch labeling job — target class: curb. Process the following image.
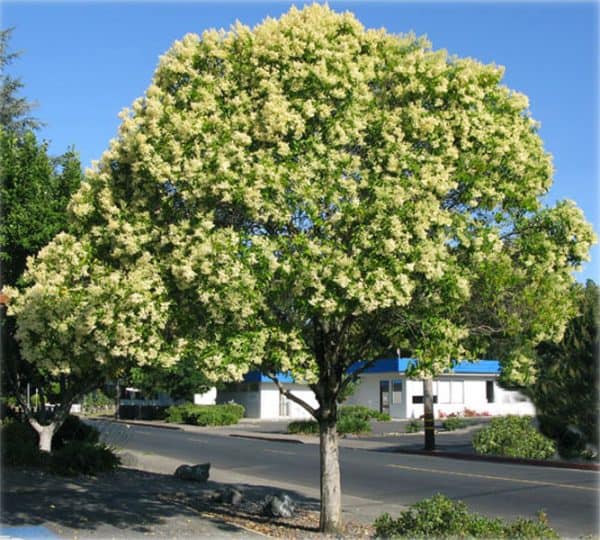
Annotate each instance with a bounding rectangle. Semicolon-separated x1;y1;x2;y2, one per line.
392;448;600;471
91;418;182;431
229;433;305;444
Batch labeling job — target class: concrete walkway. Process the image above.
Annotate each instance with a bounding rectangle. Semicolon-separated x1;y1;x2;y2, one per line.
1;461;264;539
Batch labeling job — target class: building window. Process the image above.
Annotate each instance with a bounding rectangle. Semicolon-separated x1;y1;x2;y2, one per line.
391;380;403;404
412;395;438;404
486;381;495;403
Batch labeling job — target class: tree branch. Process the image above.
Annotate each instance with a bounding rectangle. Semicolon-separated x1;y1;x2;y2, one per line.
267;374;317;418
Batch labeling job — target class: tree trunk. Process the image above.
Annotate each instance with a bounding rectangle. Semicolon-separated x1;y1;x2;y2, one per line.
37;423;56;452
423;378;435;451
319;418;342;534
29;419;57;452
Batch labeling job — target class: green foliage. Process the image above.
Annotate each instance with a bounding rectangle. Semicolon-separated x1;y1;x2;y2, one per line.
406;419;422;433
373;494;559;539
50;441;120;476
337;415;371;434
82;390;114;414
165;403;245;426
287;413;372;435
129;356;211;402
53;415;100;450
340;405;390;422
0;130;82;286
527;280;599;459
0;28;42;135
473;416;556;460
287;420;319;435
0;419;44;466
442;416;467;431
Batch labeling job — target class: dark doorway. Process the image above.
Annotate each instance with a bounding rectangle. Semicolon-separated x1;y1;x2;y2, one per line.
380;380;390;414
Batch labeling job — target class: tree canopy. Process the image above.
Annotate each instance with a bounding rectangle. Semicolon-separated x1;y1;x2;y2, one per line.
7;5;595;530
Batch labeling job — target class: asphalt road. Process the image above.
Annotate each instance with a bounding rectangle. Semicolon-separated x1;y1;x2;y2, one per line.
93;420;599;538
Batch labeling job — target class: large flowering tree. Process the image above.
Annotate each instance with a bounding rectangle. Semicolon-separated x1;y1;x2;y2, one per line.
8;5;594;532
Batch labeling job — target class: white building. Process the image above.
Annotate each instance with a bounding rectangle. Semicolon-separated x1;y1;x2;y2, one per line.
209;358;534;420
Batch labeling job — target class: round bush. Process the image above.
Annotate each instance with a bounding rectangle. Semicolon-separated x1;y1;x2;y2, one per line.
473;415;556;460
54;415;100;450
165;403;245;426
405;419;422;433
339;405;390;422
287;420;319;435
442;417;468;431
0;420;44;466
374;494;559;539
337;415;371;435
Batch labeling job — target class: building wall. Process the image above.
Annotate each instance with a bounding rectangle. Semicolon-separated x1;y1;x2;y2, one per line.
345;373;407;418
215;372;534;420
193;388;217;405
347;373;534;419
259;383;317;419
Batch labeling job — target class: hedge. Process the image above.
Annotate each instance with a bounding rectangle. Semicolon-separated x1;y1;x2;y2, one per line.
165;403;245;426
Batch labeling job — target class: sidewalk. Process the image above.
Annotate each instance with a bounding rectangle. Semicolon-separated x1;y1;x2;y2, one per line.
1;462;264;539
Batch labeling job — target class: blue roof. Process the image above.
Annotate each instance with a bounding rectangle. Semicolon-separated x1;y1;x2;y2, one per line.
246;358;499;383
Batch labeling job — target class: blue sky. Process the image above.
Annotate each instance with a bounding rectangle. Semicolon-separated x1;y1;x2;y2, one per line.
3;1;598;282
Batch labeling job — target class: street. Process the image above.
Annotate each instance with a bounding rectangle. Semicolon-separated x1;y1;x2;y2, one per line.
93;420;599;538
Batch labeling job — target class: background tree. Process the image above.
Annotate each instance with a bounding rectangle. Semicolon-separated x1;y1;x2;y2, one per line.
9;5;594;533
520;280;598;458
0;28;42;135
0;28;84;443
129;356;212;402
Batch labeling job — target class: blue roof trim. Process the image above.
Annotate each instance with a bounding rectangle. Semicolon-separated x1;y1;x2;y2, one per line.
243;371;295;383
245;358;499;383
351;358;500;375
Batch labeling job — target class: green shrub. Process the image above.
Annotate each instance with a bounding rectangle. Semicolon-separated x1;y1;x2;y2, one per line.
287;416;371;435
82;390;114;414
405;419;421;433
442;416;468;431
53;415;100;449
339;405;390;422
165;403;245;426
0;420;45;467
373;494;559;539
337;415;371;434
287;420;319;435
473;416;556;460
50;441;120;476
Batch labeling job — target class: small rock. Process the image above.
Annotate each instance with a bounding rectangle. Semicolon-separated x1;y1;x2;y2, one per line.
262;493;296;518
174;463;210;482
215;487;244;506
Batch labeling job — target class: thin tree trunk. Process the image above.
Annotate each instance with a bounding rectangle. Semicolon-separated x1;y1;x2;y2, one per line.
423;378;435;451
32;422;56;453
319;418;342;534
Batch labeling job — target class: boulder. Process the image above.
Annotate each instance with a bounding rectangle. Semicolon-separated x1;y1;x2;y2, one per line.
262;493;296;518
174;463;210;482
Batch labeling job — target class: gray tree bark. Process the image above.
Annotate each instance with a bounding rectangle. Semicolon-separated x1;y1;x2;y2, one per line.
30;420;56;452
423;378;435;451
319;418;342;534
